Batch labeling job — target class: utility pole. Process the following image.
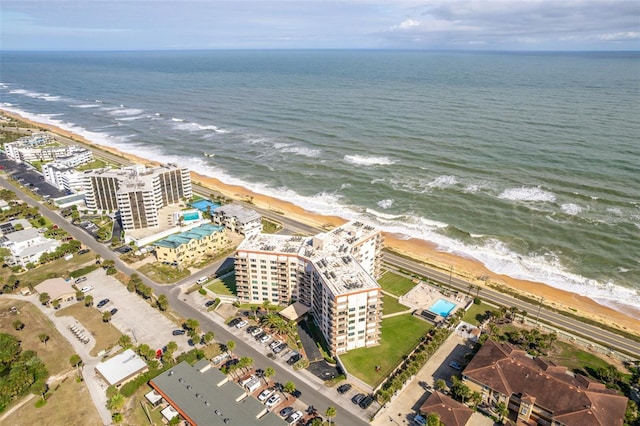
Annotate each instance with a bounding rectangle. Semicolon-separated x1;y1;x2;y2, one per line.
534;296;544;327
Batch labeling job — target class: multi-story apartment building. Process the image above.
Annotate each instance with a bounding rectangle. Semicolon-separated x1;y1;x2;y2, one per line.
4;133;52;161
212;204;262;237
235;221;384;354
83;164;192;231
5;135;92;164
154;223;227;268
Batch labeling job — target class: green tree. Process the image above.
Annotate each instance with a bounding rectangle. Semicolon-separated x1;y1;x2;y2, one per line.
70;354;82;378
450;376;471;403
39;292;50;305
102;311;112;322
107;392;125;412
0;333;21;364
225;340;235;355
38;333;49;346
51;299;60;309
434;379;447;392
118;334;132;349
202;331;214;345
263;366;275;385
470;391;482;409
84;294;94;307
12;320;24;331
495;401;508;424
283;381;296;400
325;406;337;426
157;294;169;311
31;379;48;402
112;413;123;424
427;413;443;426
262;299;271;315
185;318;200;333
625;400;638;426
75;290;84;301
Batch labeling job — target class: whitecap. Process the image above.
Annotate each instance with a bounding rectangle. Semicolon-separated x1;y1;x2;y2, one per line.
344;154;395;166
377;199;394;209
171;117;184;122
340;183;351;190
560;203;583;215
498;186;556;202
427;175;458;188
70;104;101;109
109;108;144;116
280;146;321;158
606;207;623;216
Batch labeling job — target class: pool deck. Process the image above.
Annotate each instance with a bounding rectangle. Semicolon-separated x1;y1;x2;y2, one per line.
399;281;471;318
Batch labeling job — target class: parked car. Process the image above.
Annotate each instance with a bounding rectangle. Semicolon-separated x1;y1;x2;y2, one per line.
287;353;302;365
228;318;242;327
265;394;281;408
172;329;186;335
260;334;272;344
359;395;374;409
74;276;87;284
279;406;294;418
110;308;118;316
290;389;301;398
96;298;110;308
269;340;282;350
337;383;352;394
250;327;263;337
273;343;286;354
78;249;90;255
235;320;248;329
80;286;93;293
285;411;303;424
205;300;215;307
196;276;208;285
449;361;462;370
351;393;365;405
258;388;275;402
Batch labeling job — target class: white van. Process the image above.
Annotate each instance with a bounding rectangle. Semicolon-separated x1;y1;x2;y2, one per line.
196;276;208;285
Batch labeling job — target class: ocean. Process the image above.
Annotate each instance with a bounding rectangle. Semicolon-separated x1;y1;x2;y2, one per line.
1;50;639;314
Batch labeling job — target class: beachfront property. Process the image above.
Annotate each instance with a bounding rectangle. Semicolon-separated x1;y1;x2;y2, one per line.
419;391;474;426
150;359;287;426
5;134;92;164
212;204;262;237
154;223;227;268
3;133;53;161
83;164;192;231
0;227;61;267
42;162;87;192
235;221;384;354
462;340;628;426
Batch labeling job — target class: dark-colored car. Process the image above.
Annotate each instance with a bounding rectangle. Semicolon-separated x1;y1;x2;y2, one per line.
110;308;118;316
290;389;301;398
96;298;110;308
228;318;241;327
78;249;90;255
273;343;285;354
279;406;294;418
172;329;186;335
359;395;374;409
74;276;87;284
287;353;302;365
351;393;365;405
205;300;215;307
337;383;352;394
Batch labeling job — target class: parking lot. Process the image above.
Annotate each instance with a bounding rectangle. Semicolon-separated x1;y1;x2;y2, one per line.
0;154;67;199
81;268;190;352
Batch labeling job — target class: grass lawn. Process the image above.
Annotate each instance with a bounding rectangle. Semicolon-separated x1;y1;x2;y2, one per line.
10;376;102;426
0;300;75;375
55;303;121;356
382;295;410;316
378;271;416;297
138;263;191;284
547;341;619;376
462;301;493;325
206;272;236;296
6;252;96;288
261;218;282;234
127;385;166;426
340;314;432;387
75;158;111;171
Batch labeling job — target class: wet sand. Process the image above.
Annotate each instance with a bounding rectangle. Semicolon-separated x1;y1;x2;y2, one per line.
2;108;639;334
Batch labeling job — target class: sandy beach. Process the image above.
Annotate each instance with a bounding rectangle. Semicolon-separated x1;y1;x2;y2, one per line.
2;108;639;335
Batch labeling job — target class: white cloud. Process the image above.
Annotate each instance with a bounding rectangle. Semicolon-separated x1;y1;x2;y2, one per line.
392;19;420;30
600;32;639;41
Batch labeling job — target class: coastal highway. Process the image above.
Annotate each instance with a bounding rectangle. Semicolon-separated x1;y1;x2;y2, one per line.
54;132;640;357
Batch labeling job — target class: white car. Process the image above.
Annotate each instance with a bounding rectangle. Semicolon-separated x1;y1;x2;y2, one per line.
80;285;93;293
196;276;208;285
265;394;281;408
235;320;249;329
250;327;263;337
269;340;282;350
260;334;272;344
258;388;274;402
286;411;303;424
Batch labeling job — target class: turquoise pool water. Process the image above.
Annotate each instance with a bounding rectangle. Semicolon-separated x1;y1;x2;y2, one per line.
429;299;456;317
183;211;200;221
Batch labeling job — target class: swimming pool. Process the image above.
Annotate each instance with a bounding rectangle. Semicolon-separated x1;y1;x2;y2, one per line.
182;211;200;221
428;299;456;317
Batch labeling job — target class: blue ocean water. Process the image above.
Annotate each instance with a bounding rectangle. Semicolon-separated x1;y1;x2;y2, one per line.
1;50;639;313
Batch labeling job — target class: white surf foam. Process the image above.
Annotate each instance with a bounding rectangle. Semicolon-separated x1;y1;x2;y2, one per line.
377;199;394;209
280;146;321;158
428;175;458;188
498;186;556;202
344;155;396;166
109;108;144;116
70;103;101;109
560;203;584;215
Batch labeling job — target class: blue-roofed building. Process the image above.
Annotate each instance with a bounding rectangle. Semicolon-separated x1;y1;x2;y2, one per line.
154;223;227;268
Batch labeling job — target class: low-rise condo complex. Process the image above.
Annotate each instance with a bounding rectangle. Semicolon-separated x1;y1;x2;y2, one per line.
235;221;384;354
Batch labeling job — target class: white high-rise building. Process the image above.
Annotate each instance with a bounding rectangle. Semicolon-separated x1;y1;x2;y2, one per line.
235;221;384;354
83;164;192;230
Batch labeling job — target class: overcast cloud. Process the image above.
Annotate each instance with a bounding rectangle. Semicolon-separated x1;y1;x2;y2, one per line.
1;0;638;51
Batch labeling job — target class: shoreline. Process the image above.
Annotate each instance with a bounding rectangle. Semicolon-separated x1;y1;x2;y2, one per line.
2;108;639;335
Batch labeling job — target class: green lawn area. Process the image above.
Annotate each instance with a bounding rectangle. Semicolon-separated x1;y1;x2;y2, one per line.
206;272;236;296
261;218;282;234
340;314;432;387
382;294;410;316
378;271;416;297
547;341;619;376
76;158;111;171
9;251;95;288
462;301;493;325
138;263;191;284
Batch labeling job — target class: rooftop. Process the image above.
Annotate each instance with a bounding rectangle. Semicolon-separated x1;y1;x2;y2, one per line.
95;349;148;386
150;360;286;426
34;277;76;300
419;391;473;426
214;204;261;224
154;223;225;249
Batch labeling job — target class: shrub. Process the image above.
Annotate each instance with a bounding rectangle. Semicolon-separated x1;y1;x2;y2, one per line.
474;297;482;305
198;288;206;295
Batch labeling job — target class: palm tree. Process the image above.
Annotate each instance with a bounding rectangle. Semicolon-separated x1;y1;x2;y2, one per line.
435;379;447;392
495;401;508;424
283;381;296;400
39;333;49;345
262;299;271;315
118;334;132;348
226;340;235;355
263;366;275;385
70;354;82;378
325;406;337;425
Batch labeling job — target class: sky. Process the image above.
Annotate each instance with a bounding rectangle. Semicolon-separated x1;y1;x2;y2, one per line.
1;0;639;51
